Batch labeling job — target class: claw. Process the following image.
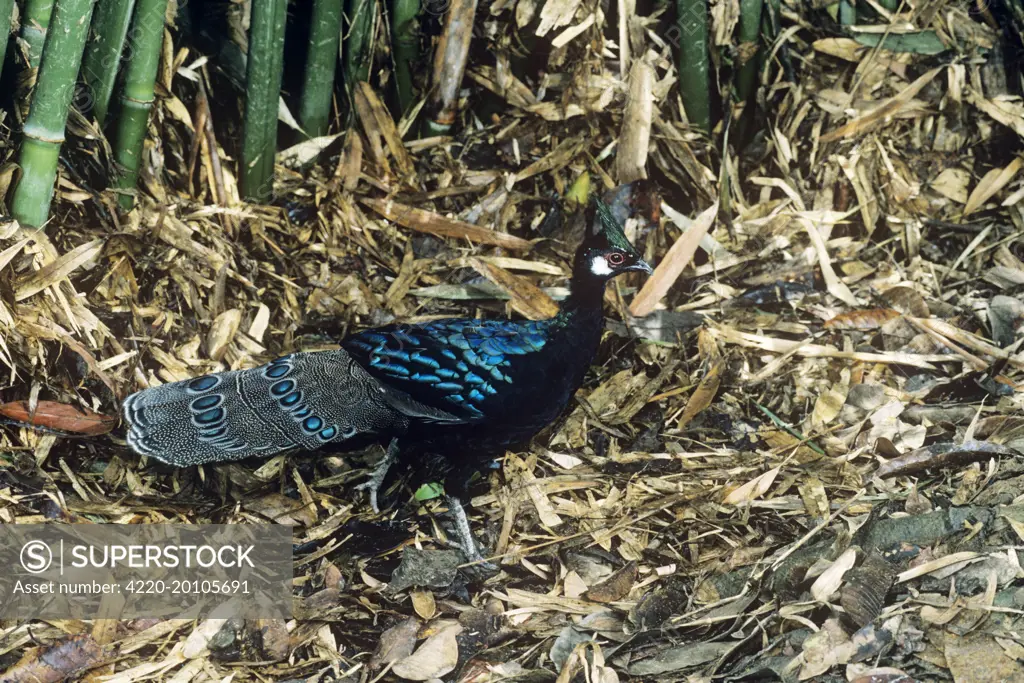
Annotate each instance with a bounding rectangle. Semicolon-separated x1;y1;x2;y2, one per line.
445;495;498;575
356;439;399;513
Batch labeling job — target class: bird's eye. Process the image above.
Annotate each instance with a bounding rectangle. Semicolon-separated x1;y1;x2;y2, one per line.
606;252;626;266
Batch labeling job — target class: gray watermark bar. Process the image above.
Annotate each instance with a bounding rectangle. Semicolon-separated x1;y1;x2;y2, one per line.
0;524;293;619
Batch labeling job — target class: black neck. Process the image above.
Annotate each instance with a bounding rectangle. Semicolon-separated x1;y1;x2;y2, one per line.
554;267;607;327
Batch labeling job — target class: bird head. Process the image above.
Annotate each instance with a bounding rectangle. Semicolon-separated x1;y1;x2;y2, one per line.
574;197;653;282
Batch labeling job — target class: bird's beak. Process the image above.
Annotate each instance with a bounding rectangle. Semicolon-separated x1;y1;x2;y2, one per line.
630;259;654;275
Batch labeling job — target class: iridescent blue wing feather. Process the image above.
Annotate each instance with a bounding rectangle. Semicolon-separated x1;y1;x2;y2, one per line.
342;319;551;420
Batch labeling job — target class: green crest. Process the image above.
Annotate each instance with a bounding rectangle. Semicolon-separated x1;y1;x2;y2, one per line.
593;198;641;255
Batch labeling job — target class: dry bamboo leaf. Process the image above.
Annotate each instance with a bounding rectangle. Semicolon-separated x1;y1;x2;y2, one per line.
812;37;867;61
804;219;858;306
677;357;724;429
630;201;718;317
514;136;585;183
614;59;654;184
931;167;971;204
207;308;242;361
549;13;592;47
820;67;942;142
278;133;342;166
355;82;416;179
370;618;420;670
811;548;857;603
896;551;982;583
967;89;1024;139
361;198;532;250
0;400;117;436
536;0;583;36
391;621;463;681
470;257;558;320
964;157;1023;216
722;467;780;506
0;237;29;274
507;453;562;527
824;309;901;330
14;239;103;301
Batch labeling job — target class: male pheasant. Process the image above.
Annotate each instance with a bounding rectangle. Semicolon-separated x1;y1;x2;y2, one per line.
122;195;652;566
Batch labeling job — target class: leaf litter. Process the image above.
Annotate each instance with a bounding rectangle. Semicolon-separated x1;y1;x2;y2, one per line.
4;1;1024;682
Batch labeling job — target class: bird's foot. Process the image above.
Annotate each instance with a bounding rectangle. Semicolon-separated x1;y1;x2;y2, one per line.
355;439;399;513
444;495;498;577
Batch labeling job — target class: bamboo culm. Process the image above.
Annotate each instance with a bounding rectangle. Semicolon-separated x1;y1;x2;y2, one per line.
11;0;97;227
390;0;419;113
20;0;54;68
0;0;16;80
734;0;763;107
299;0;342;138
241;0;287;201
344;0;375;86
676;0;710;132
82;0;136;125
113;0;170;209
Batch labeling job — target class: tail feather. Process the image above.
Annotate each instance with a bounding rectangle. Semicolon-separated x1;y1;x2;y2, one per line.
122;349;399;466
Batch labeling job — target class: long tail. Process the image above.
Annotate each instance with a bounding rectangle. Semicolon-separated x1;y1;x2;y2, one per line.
122;349;399;466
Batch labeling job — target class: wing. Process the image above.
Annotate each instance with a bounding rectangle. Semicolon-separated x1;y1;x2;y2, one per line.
342;318;551;421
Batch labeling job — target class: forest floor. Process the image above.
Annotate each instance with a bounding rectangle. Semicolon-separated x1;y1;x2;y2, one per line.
3;0;1024;682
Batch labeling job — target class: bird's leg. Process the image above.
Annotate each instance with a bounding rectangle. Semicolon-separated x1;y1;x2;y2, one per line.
356;438;399;513
444;494;497;574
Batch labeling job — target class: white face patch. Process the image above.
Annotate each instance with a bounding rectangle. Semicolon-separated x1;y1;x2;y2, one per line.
589;255;613;276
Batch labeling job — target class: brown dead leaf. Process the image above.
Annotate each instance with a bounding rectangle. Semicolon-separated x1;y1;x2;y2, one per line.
820;68;942;142
677;356;725;429
964;156;1023;216
207;308;242;361
243;493;317;526
15;239;104;301
0;400;117;436
411;590;437;620
370;618;421;671
824;309;901;330
722;467;780;506
391;621;463;681
585;561;637;603
470;257;558;320
355;82;415;180
630;201;718;317
0;635;103;683
361;198;532;250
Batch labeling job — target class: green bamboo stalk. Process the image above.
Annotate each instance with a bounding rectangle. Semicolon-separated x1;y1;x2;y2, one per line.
391;0;419;113
299;0;342;138
82;0;136;125
734;0;763;106
11;0;97;228
241;0;287;202
20;0;54;68
113;0;170;209
344;0;375;86
677;0;710;132
0;0;16;78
